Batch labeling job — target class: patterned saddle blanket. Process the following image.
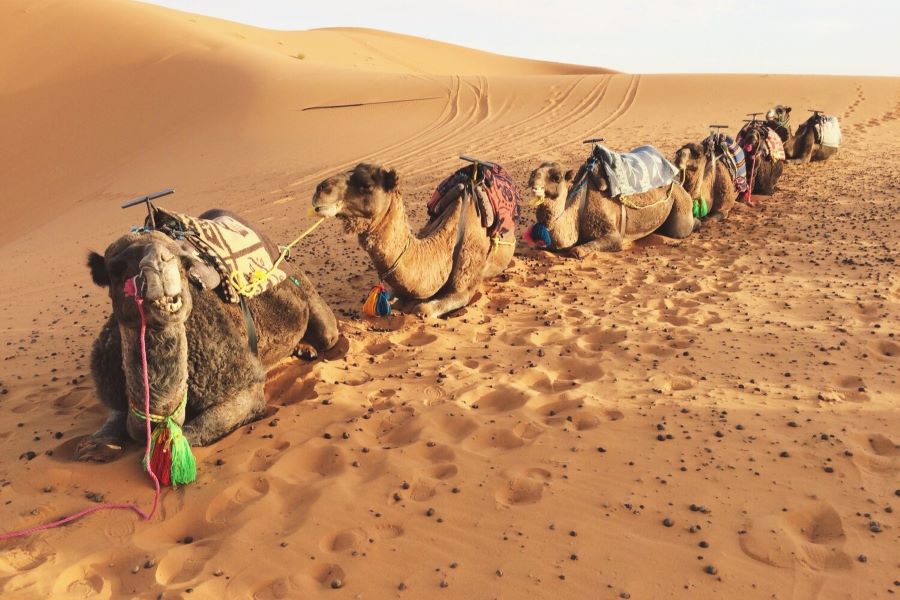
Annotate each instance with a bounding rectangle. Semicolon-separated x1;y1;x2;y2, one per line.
428;162;520;238
738;123;786;162
592;145;679;197
149;208;285;303
710;135;748;194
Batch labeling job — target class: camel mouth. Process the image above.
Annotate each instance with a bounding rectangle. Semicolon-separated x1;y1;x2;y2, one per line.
313;201;342;218
149;294;184;314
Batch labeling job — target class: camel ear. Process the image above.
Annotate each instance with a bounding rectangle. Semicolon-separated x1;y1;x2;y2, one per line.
88;251;109;287
564;170;574;182
381;168;399;192
785;106;792;114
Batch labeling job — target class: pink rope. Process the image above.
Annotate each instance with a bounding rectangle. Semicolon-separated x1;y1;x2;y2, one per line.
0;276;161;542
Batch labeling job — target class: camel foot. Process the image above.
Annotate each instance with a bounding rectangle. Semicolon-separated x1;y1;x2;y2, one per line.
693;218;702;232
569;245;591;260
74;436;126;463
293;342;319;361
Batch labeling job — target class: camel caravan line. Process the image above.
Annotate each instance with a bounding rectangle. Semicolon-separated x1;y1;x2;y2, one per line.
1;107;842;541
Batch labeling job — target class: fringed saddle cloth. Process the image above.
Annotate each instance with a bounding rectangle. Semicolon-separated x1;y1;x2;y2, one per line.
592;145;679;197
428;163;520;238
150;208;286;303
712;135;749;194
814;116;842;148
738;124;786;162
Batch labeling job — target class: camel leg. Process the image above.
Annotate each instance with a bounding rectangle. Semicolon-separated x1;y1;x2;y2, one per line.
182;385;266;447
77;319;130;462
75;410;128;462
412;289;476;319
570;235;623;258
291;271;340;354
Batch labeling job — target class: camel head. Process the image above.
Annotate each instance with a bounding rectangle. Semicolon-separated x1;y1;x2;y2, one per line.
88;231;217;329
673;142;708;194
529;162;574;224
766;105;791;126
740;126;765;157
312;163;400;234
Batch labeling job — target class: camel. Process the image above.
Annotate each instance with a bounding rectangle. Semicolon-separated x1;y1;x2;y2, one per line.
526;156;698;258
77;210;340;464
673;138;739;221
736;123;784;196
766;105;840;162
311;163;516;318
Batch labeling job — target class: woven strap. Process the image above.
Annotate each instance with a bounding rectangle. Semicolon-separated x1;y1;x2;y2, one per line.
130;391;187;424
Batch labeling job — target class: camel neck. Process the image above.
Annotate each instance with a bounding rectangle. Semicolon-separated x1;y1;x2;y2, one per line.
357;191;455;299
546;184;580;248
119;322;189;426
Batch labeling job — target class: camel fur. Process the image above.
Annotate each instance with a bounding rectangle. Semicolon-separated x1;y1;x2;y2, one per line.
527;160;699;258
77;209;339;462
673;141;737;220
766;105;839;163
311;163;515;318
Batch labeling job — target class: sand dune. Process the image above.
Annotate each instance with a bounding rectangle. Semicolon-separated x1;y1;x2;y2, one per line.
1;0;898;598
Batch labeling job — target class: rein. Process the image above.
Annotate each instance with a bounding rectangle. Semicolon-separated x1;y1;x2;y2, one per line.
0;276;163;541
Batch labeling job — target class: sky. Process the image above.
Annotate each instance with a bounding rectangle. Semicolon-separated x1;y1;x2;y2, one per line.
142;0;900;76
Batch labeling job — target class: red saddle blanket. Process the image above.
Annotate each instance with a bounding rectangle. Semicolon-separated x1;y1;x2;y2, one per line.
427;163;519;238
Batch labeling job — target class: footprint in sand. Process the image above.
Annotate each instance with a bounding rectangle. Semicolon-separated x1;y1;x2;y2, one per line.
51;562;107;597
845;433;899;474
495;468;552;507
375;405;422;446
397;330;437;347
298;445;347;477
0;540;53;574
469;385;530;413
872;340;899;358
205;476;271;524
156;539;220;585
740;501;852;571
306;563;346;589
248;440;292;472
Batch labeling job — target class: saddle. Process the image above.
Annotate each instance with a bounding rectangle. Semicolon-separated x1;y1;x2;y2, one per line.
705;134;748;194
428;162;520;239
590;145;679;198
737;123;785;161
809;114;842;148
148;207;286;304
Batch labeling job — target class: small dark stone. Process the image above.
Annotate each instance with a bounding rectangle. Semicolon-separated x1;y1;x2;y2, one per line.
858;554;867;563
869;521;883;533
323;432;332;439
180;536;194;544
398;582;407;591
331;579;342;589
342;432;350;440
787;421;798;428
699;541;709;548
19;451;37;461
597;447;606;453
426;508;435;517
662;518;674;528
735;424;745;430
215;458;225;466
824;466;834;473
569;530;577;537
143;559;155;569
570;554;578;560
495;569;503;577
451;487;460;494
439;580;448;588
704;565;718;575
779;451;790;458
401;481;410;490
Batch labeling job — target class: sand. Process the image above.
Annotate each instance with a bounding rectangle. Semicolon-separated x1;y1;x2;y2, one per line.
1;0;898;598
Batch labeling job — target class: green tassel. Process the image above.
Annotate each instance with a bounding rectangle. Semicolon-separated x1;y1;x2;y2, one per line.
699;197;710;218
167;419;197;486
692;199;700;218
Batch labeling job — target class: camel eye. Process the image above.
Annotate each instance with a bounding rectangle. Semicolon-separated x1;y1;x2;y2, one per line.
550;173;560;183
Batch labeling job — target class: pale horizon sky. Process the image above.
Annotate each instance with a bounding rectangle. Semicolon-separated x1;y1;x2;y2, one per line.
142;0;899;76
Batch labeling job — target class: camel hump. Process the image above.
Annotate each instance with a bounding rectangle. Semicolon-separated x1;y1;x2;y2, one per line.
427;163;520;238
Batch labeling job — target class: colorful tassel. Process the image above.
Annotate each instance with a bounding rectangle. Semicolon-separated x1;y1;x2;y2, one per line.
363;284;392;317
524;223;553;248
692;198;709;219
144;417;196;487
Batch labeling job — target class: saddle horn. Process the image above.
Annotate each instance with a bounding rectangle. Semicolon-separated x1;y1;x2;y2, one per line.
459;155;498;169
121;188;175;230
582;138;605;145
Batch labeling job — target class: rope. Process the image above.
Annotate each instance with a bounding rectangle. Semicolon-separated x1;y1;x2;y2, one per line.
381;235;412;280
0;276;161;541
617;180;678;210
228;218;325;299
